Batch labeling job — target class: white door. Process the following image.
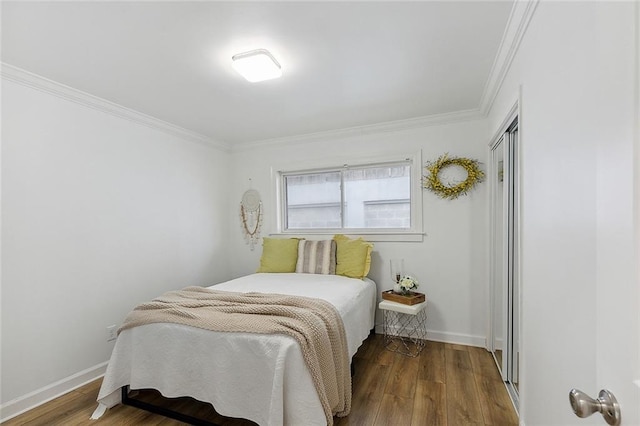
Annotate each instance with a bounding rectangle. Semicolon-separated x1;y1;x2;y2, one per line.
569;3;639;422
590;3;640;424
589;82;640;424
585;108;640;425
569;116;640;426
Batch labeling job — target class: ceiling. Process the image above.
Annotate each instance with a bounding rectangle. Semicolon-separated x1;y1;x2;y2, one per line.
2;1;513;145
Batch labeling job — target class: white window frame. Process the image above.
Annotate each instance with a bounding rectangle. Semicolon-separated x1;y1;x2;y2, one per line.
271;151;424;242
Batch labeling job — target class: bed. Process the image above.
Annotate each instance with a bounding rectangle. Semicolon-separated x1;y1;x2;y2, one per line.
92;272;378;425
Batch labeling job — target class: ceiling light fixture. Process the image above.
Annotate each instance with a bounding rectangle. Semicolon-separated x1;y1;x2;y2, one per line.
232;49;282;83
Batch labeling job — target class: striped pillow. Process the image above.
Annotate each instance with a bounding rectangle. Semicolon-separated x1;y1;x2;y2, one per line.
295;240;337;275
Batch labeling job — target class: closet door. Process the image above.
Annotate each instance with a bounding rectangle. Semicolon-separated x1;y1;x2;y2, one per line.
504;121;519;400
490;118;519;407
490;134;507;378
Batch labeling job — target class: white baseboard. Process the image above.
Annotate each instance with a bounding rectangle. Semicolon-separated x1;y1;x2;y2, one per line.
0;361;108;423
425;330;487;348
374;324;486;348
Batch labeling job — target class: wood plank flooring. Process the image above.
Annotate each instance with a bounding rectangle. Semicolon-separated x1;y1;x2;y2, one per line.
2;335;518;426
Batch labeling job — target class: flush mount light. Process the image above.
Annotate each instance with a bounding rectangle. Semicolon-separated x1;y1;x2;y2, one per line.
232;49;282;83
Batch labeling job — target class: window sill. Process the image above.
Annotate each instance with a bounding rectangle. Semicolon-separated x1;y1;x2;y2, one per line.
269;232;424;242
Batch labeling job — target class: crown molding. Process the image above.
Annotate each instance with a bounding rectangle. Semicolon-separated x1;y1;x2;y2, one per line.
1;63;230;152
231;108;484;153
479;0;539;116
233;2;540;154
3;0;538;155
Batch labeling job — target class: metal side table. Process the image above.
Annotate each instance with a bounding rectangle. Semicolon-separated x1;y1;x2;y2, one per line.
379;299;428;357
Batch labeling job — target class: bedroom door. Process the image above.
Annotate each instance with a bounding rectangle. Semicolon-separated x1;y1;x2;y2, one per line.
575;122;640;425
585;104;640;423
570;4;640;421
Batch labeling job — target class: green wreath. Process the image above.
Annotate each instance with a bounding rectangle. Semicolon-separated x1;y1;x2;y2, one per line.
423;154;485;200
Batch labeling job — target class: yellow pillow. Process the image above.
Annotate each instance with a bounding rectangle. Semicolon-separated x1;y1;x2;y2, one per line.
333;234;373;279
257;237;300;273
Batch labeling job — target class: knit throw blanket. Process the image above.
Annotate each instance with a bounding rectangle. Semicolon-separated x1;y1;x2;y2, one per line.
119;286;351;425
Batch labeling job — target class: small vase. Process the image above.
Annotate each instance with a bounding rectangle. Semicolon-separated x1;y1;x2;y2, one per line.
393;283;403;294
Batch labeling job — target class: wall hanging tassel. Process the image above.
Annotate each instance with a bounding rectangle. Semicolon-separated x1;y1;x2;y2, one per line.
239;186;263;250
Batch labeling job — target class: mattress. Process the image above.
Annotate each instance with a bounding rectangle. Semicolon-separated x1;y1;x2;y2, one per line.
93;273;377;426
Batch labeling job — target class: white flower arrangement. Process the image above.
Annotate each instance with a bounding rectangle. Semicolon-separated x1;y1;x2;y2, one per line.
398;275;419;293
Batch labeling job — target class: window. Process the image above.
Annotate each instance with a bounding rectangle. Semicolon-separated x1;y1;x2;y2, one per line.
276;154;423;241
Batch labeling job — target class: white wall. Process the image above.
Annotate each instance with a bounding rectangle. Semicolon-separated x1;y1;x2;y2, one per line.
228;119;490;346
488;2;638;425
11;5;637;424
1;80;232;410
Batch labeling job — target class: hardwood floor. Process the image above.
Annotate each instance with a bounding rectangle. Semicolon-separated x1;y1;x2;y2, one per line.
2;335;518;426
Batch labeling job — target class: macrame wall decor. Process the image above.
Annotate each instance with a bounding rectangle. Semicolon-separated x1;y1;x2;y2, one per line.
239;183;263;250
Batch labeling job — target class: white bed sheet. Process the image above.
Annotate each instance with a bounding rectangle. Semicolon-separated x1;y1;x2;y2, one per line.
94;273;377;426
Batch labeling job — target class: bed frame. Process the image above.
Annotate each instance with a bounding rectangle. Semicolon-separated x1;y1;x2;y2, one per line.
121;386;220;426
